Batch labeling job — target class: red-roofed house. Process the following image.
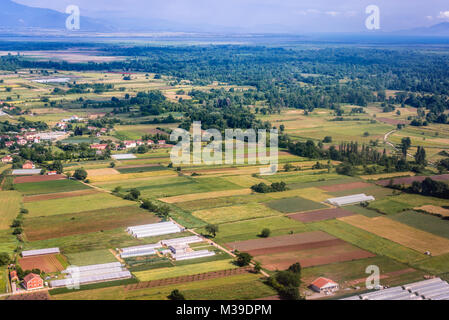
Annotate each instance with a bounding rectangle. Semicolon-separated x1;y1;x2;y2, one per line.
22;161;35;169
5;141;14;147
310;277;339;294
17;139;27;146
1;155;13;163
90;144;108;151
23;273;43;290
124;141;137;148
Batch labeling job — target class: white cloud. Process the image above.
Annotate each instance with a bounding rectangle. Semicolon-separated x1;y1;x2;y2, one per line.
437;11;449;19
426;16;433;20
325;11;340;17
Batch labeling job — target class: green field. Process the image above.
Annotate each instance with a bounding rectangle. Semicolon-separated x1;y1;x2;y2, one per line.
266;196;327;213
310;219;426;264
24;229;193;254
193;202;281;224
116;166;167;174
23;205;159;241
24;193;134;217
0;191;21;230
15;179;91;195
175;193;271;211
134;259;237;281
53;273;276;300
0;268;8;294
390;210;449;239
66;249;118;266
412;253;449;275
196;215;312;244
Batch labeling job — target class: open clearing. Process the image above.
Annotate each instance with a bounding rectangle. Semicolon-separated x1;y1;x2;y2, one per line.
160;188;252;203
14;179;91;195
339;215;449;255
24;193;134;217
0;191;21;230
266;196;328;213
65;249;118;266
288;208;356;223
193;202;280;224
18;254;65;273
23;205;159;241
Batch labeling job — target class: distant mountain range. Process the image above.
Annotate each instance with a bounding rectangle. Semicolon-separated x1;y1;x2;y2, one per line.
396;22;449;36
1;0;449;36
0;0;112;31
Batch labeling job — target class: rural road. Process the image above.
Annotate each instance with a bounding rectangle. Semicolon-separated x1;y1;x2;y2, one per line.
384;129;435;165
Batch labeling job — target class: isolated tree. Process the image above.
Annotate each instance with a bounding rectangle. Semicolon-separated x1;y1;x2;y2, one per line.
253;261;262;274
283;163;293;172
260;228;271;238
401;137;412;158
235;252;252;267
287;262;302;276
73;168;88;180
205;224;219;238
414;146;427;165
110;162;116;168
168;289;185;300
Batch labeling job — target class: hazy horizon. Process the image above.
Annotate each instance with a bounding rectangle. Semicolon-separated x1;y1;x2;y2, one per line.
12;0;449;34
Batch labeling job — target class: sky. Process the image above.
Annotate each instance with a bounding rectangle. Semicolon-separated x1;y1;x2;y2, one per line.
14;0;449;33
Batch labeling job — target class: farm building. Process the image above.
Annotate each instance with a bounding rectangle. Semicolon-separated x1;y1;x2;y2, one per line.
1;155;12;163
173;250;215;261
90;144;108;150
325;194;375;206
111;153;136;160
12;169;42;175
22;248;60;258
120;243;162;258
51;262;131;288
23;273;44;290
127;221;182;238
161;236;203;247
310;277;339;294
22;161;35;169
342;278;449;300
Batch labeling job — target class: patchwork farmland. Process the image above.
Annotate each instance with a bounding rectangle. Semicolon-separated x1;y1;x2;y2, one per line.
1;43;449;301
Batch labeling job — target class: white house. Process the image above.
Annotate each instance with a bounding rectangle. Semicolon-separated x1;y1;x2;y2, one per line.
310;277;339;294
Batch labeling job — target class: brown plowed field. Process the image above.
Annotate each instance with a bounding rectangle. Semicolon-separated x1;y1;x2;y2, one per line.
124;267;253;291
246;239;346;256
14;174;65;184
288;208;356;223
318;182;372;192
23;189;100;202
225;231;336;252
6;292;50;300
18;254;64;273
256;245;375;271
